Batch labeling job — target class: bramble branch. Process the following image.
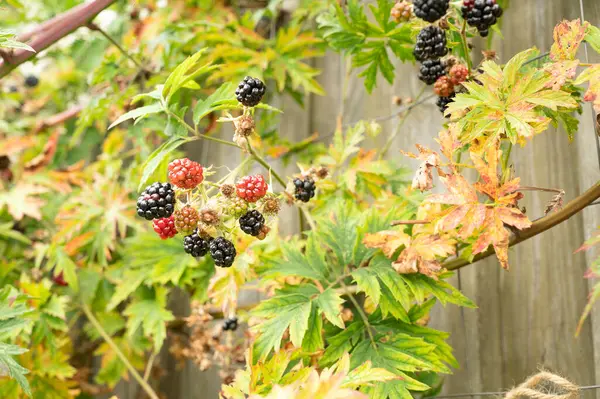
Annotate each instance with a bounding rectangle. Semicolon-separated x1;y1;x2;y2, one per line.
444;182;600;270
0;0;117;78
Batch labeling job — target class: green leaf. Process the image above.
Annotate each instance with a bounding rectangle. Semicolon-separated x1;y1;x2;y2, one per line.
352;268;381;305
107;267;152;311
585;24;600;54
47;246;79;292
193;82;236;125
252;285;317;361
320;322;364;366
108;103;163;130
302;306;324;352
78;269;101;305
124;297;174;353
316;288;345;328
162;48;218;103
264;236;328;282
0;37;35;53
0;343;31;396
138;136;196;191
0;223;30;245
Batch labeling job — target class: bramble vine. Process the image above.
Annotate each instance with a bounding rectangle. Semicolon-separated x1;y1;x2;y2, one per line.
0;1;599;398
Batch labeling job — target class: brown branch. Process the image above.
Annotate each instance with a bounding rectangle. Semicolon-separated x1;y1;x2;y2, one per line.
391;219;430;226
444;182;600;271
32;105;83;134
518;186;564;194
0;0;117;78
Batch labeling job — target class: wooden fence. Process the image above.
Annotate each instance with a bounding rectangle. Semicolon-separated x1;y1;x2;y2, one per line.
113;1;600;397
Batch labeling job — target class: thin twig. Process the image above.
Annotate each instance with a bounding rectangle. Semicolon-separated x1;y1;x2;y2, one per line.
518;186;564;194
167;109;240;148
143;352;157;382
460;19;473;73
245;138;287;188
391;219;430;226
81;302;160;399
88;23;148;72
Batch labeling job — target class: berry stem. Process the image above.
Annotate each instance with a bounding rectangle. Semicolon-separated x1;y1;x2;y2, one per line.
245;138;286;188
340;280;378;351
379;85;427;159
460;19;473;74
81;302;160;399
89;23;147;73
166;109;241;148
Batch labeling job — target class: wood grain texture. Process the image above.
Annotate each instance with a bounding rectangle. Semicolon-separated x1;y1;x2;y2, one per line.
114;1;600;398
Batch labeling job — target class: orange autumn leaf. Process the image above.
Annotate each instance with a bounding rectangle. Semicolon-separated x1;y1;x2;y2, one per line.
24;131;60;172
550;19;589;61
393;234;456;278
363;230;411;258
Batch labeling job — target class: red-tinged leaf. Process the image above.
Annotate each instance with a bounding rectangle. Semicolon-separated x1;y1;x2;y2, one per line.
428;174;478;205
363;230;411;258
575;231;600;253
544;61;579;90
496;207;532;230
0;136;36;156
550;19;590;61
24;131;60;172
393;234;456;278
436;129;460;162
457;205;487;239
575;65;600;112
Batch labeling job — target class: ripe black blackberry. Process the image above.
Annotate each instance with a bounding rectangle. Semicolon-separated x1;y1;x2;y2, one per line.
24;75;39;88
413;0;450;23
418;59;446;85
183;230;211;257
136;182;176;220
462;0;503;37
235;76;266;107
239;210;265;237
223;317;238;331
413;26;448;62
210;237;237;267
293;177;316;203
436;94;455;115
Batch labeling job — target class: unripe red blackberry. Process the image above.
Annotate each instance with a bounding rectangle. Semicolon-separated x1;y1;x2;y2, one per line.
168;158;204;189
462;0;503;37
413;0;450;23
137;182;176;220
183;229;211;257
173;206;200;233
236;174;268;203
418;59;446;85
235;76;266;107
153;215;178;239
391;1;412;23
436;94;455;115
53;271;68;286
413;26;448;62
209;237;236;267
293;177;316;203
239;210;265;236
449;64;469;85
434;75;454;97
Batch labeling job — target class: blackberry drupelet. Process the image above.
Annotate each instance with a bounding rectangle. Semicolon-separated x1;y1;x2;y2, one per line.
183;230;211;257
235;76;266;107
210;237;237;267
413;0;450;23
239;210;265;236
293;177;316;203
413;26;448;62
436;94;455;115
462;0;503;37
418;59;446;85
136;182;176;220
223;317;238;331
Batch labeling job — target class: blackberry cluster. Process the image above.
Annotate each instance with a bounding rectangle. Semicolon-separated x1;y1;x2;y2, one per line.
436;94;455;115
183;230;211;257
239;210;265;236
413;0;449;23
413;26;448;62
236;76;266;107
418;59;446;85
136;182;176;220
293;177;316;203
462;0;503;37
223;317;238;331
210;237;237;267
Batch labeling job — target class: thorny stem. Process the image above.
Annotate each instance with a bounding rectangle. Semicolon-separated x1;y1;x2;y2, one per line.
341;280;377;351
167;110;240;148
245;138;287;188
460;19;473;74
89;23;147;72
379;85;427;159
444;182;600;270
81;302;160;399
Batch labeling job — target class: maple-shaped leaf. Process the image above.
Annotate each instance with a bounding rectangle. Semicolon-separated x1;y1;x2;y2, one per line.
0;184;47;220
550;19;590;61
393;234;457;278
544;61;579;90
575;64;600;112
427;144;531;269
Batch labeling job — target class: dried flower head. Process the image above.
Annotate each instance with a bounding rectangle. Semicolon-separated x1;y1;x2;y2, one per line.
199;208;220;226
220;184;236;198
